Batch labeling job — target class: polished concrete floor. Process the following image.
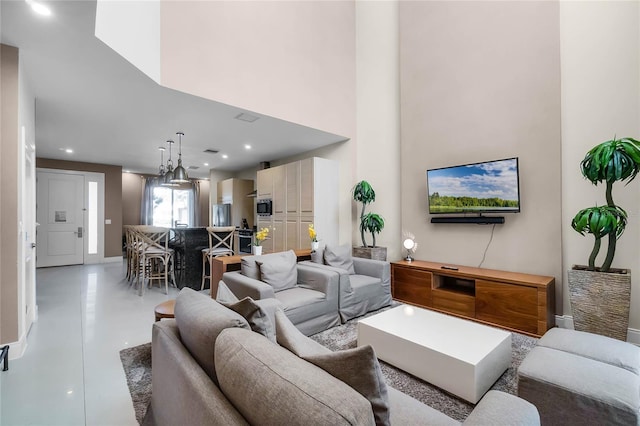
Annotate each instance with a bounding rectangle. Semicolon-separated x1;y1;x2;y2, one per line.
1;261;179;426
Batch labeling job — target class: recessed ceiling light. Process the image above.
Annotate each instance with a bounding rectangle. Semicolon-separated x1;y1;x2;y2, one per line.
204;163;209;166
65;148;73;154
244;144;252;150
222;154;228;159
26;0;52;16
66;390;73;395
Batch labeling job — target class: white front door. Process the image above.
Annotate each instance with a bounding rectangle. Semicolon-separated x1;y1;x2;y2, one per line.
36;171;85;267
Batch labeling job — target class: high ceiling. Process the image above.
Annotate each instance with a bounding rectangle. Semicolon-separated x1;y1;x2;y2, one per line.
0;0;347;178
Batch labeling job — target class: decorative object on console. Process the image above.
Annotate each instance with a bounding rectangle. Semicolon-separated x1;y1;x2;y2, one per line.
352;180;386;261
568;137;640;341
402;231;417;262
308;223;319;252
171;131;189;183
252;227;269;255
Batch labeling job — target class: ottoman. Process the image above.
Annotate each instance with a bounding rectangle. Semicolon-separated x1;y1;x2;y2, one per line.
517;327;640;425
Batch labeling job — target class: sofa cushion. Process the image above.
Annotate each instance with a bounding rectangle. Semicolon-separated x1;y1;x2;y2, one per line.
386;387;458;426
215;328;375;425
324;244;355;274
256;250;298;291
275;309;331;357
304;345;390;426
518;346;640;425
222;297;276;343
538;327;640;375
174;288;250;385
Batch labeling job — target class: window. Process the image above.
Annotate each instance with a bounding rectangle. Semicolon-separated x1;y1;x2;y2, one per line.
152;187;192;227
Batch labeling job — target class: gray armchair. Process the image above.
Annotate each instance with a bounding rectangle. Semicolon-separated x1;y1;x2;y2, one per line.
222;250;341;336
301;244;391;322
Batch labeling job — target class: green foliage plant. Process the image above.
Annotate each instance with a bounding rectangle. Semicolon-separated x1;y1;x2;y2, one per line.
352;180;385;247
571;137;640;272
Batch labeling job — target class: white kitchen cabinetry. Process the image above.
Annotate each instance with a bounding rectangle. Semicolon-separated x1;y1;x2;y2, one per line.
256;157;338;254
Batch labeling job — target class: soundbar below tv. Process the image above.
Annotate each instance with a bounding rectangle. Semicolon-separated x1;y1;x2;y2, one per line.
430;216;505;224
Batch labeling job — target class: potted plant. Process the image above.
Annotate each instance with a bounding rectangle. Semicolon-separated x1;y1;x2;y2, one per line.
569;136;640;341
352;180;387;261
253;227;269;255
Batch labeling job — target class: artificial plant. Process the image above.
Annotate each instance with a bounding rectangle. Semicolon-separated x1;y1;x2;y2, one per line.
352;180;385;247
571;137;640;272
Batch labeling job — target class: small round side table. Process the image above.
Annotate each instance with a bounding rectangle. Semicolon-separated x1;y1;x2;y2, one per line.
154;299;176;322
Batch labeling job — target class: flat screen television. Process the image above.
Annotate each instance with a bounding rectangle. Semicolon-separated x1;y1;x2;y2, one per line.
427;157;520;214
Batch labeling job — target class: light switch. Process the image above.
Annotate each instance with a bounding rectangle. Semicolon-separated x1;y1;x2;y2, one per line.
105;219;112;224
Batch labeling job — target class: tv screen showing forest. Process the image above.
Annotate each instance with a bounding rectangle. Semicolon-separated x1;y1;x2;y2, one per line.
427;158;520;214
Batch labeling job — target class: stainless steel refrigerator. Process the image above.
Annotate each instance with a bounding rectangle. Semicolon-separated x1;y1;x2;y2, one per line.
212;203;232;227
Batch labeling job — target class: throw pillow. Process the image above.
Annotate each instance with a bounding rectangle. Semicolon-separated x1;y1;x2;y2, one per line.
222;297;276;343
174;287;249;385
323;244;356;274
240;256;262;280
310;247;324;264
216;280;239;304
304;345;390;426
256;250;298;291
275;309;331;357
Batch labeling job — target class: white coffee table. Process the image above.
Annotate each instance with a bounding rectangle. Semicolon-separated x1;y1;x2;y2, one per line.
357;304;511;403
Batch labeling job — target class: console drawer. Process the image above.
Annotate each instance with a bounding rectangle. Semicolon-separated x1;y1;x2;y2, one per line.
432;289;475;317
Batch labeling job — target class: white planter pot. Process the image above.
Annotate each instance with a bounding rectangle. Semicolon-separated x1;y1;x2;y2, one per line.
252;245;263;256
311;241;319;252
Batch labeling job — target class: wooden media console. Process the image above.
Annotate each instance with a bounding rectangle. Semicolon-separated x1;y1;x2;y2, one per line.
391;260;555;337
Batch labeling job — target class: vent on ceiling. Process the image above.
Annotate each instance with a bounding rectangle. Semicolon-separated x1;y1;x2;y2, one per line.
203;149;219;154
188;166;200;170
235;112;260;123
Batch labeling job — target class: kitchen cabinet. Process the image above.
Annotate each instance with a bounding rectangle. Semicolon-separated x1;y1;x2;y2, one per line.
256;157;338;254
256;168;273;199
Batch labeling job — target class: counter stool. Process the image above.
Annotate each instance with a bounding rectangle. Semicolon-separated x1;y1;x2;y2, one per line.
154;299;176;322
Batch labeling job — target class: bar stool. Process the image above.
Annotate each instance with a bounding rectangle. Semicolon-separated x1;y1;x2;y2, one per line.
201;226;235;290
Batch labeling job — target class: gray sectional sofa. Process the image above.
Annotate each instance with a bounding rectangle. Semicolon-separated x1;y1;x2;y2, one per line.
146;288;540;426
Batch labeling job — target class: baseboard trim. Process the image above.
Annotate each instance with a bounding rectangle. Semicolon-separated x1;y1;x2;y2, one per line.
103;256;123;264
555;315;640;345
4;332;28;361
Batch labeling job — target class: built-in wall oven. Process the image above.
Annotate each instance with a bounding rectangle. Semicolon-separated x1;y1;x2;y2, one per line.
238;229;254;254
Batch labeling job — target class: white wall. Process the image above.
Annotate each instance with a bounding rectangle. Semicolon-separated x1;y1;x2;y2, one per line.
355;0;401;260
95;0;161;83
18;48;36;351
399;1;563;310
159;1;356;140
560;1;640;329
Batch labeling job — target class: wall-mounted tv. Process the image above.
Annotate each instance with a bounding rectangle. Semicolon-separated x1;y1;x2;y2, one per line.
427;158;520;215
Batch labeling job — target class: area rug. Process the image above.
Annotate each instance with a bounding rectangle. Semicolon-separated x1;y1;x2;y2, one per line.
119;342;152;424
120;309;537;424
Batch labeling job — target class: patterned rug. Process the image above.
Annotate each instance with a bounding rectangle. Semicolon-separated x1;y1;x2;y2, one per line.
120;308;537;424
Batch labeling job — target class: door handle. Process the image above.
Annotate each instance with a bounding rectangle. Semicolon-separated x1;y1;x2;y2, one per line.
75;227;83;238
31;243;36;249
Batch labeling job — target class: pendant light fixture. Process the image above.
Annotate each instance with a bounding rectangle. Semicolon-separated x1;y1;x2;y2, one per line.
162;140;178;186
156;146;166;185
171;131;189;183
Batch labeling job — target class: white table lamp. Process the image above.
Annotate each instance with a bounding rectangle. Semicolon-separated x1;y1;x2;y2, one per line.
403;238;416;262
